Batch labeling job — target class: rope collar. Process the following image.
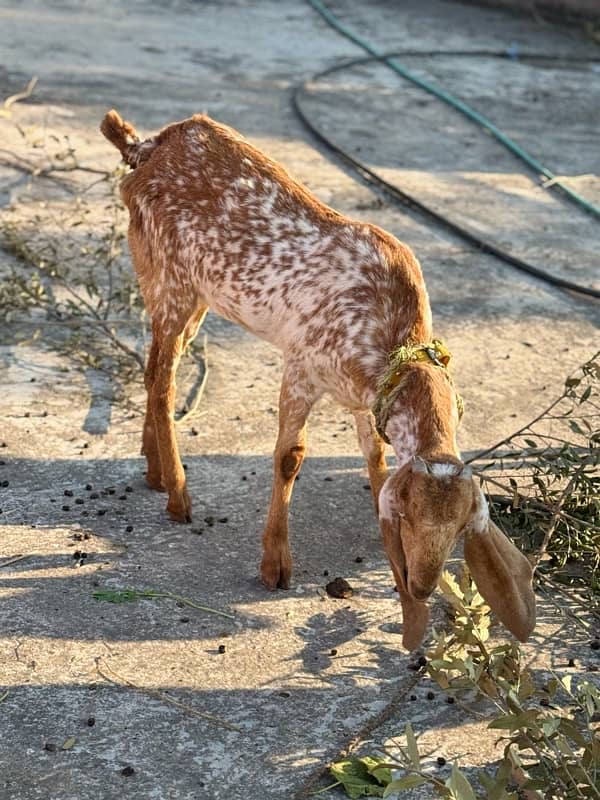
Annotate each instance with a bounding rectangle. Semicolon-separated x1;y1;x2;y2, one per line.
372;339;463;444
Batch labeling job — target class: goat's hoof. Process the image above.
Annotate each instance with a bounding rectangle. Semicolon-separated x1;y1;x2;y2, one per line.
145;471;166;492
260;556;291;591
166;487;192;523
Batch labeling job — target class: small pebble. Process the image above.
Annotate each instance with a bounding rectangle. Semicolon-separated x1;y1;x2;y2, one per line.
121;766;135;777
62;505;70;511
119;495;127;501
241;475;247;481
218;644;226;654
446;696;455;704
44;742;57;752
125;525;133;533
409;694;417;701
179;617;190;623
85;484;92;491
218;517;228;524
24;411;30;418
125;486;133;493
75;498;84;505
325;577;353;599
64;489;73;497
324;476;333;482
87;716;95;727
355;556;363;563
436;756;446;767
330;648;338;656
426;691;435;700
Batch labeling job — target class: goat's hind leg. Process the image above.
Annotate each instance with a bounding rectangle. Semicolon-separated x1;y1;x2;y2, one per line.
142;333;164;491
150;327;191;522
143;305;208;497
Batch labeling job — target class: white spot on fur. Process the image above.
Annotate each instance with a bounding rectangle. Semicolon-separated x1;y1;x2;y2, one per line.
386;414;418;467
430;462;461;477
471;488;490;534
378;477;396;522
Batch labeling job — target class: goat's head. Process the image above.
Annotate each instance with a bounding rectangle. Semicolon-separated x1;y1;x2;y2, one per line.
378;457;536;650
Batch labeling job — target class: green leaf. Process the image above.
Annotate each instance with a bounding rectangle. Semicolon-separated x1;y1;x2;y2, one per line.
445;764;477;800
383;775;427;796
62;736;76;750
579;385;592;403
361;756;392;787
404;723;420;769
330;758;386;798
488;710;538;731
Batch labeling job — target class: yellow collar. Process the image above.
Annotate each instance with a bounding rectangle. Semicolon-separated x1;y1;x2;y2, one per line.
372;339;460;444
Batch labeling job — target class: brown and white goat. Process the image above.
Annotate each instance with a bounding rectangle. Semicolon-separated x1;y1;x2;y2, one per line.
100;110;535;650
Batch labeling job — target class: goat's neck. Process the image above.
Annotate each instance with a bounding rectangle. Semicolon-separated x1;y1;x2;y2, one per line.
383;364;460;468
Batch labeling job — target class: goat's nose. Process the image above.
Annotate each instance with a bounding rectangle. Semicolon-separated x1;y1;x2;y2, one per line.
408;579;435;602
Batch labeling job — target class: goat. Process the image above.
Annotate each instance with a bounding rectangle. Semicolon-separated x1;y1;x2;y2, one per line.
100;110;535;650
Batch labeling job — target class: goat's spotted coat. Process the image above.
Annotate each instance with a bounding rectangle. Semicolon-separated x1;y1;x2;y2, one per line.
101;111;535;650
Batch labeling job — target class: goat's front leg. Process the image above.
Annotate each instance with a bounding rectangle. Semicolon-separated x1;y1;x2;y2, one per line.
150;330;191;523
261;367;317;590
353;410;387;513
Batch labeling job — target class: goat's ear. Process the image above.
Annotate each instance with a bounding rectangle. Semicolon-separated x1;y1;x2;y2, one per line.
380;515;429;651
464;492;536;642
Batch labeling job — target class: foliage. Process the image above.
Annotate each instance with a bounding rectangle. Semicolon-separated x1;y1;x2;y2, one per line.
327;570;600;799
1;107;207;411
470;352;599;610
0;126;146;400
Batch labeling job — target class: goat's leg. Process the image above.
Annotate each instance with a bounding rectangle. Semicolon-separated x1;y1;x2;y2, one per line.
353;410;387;512
142;333;164;491
150;329;191;522
182;305;208;352
261;368;317;590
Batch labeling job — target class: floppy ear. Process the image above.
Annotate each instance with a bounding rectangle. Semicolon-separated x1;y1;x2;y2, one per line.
464;492;536;642
380;516;430;651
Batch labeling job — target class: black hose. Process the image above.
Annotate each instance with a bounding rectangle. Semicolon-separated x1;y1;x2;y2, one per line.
291;50;600;300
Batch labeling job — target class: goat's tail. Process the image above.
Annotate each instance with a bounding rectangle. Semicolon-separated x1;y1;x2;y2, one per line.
100;109;156;168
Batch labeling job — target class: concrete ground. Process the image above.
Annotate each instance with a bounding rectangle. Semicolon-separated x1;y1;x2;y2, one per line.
0;1;598;798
